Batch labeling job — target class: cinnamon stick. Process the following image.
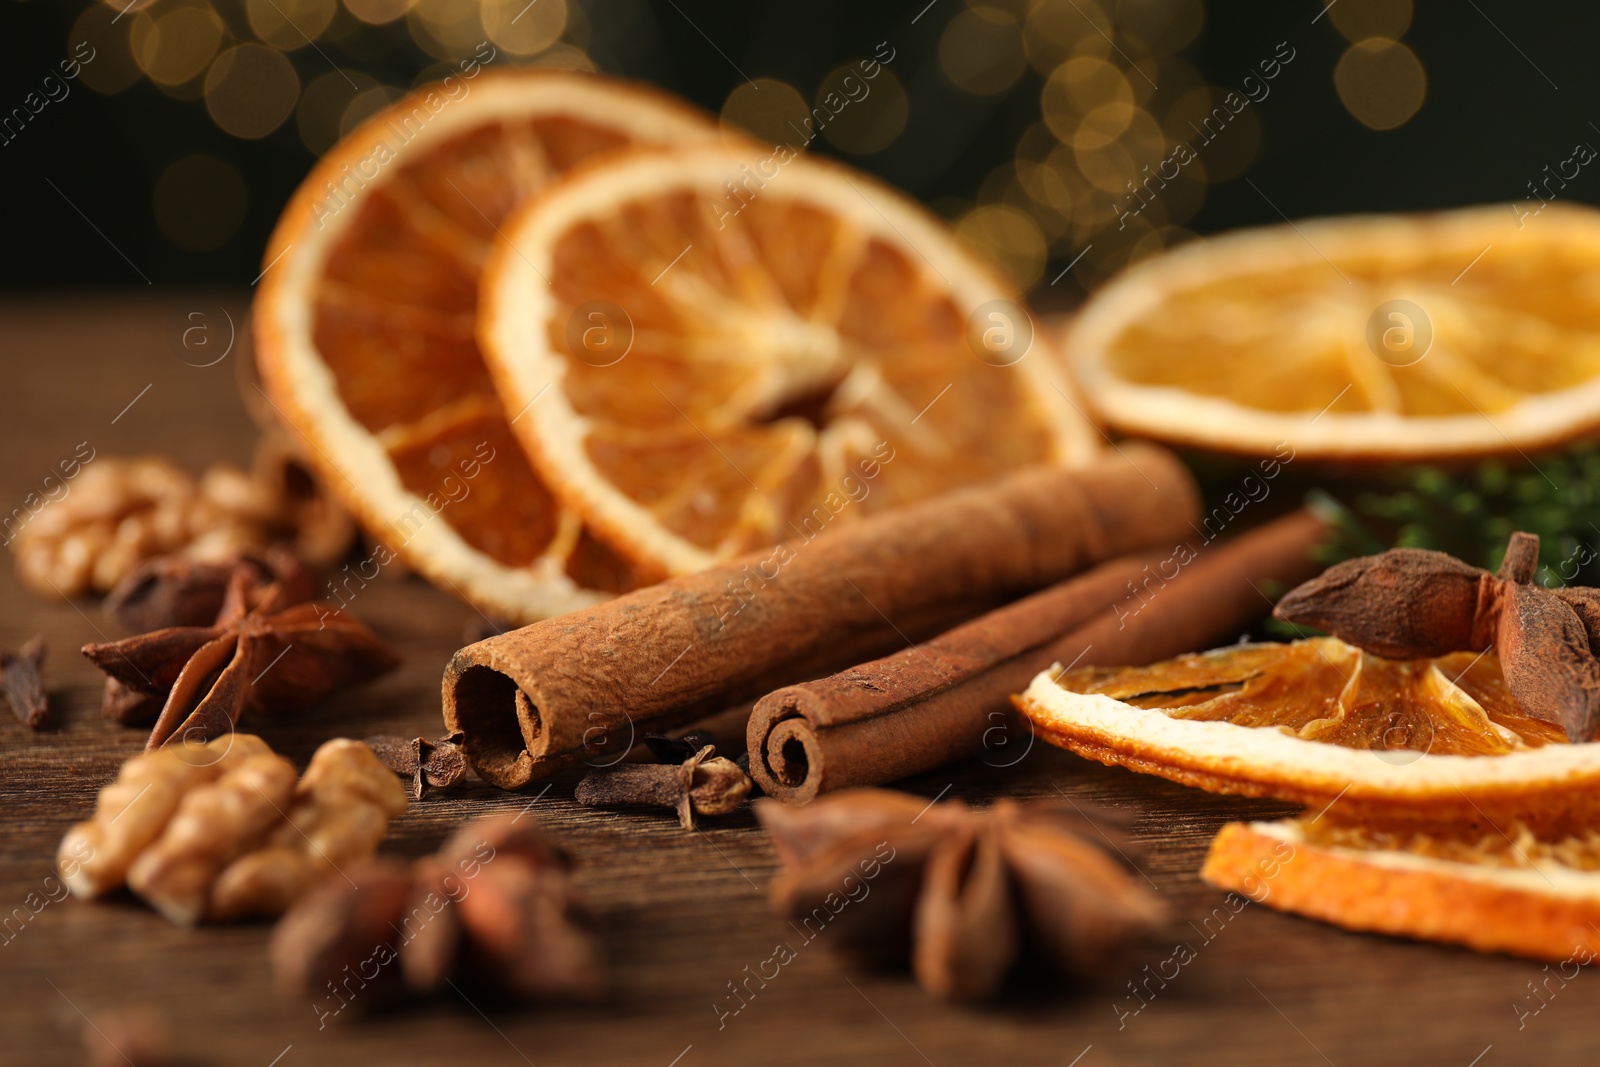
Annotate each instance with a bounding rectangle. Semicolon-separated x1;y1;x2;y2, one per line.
747;509;1329;803
442;446;1199;789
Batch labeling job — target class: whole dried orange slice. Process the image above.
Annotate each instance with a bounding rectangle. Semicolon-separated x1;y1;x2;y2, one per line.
1203;818;1600;963
1067;204;1600;459
478;146;1098;576
254;71;716;622
1014;638;1600;834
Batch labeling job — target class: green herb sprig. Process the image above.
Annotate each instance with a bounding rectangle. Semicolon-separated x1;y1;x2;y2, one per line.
1311;447;1600;588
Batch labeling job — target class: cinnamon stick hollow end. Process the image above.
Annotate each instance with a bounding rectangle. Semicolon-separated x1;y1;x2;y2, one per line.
442;653;542;791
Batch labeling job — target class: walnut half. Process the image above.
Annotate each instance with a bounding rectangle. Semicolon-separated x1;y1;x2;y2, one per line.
57;734;407;925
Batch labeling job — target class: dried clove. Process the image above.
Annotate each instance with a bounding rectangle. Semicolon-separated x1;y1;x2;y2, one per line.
575;744;750;829
365;732;468;799
1;635;48;729
1275;531;1600;741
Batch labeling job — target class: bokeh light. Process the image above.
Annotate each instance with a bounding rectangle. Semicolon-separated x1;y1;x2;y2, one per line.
99;0;160;15
205;43;301;139
72;4;143;95
342;0;415;26
247;0;338;52
956;203;1047;290
130;3;226;87
340;84;404;138
298;69;381;155
1115;0;1204;55
1042;57;1133;142
815;63;909;156
481;0;569;57
153;153;249;251
1335;38;1427;130
939;7;1027;95
721;78;812;149
1329;0;1414;43
408;0;484;60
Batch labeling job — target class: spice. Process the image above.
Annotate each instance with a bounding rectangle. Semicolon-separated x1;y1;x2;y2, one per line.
575;744;751;829
365;732;468;799
750;510;1329;803
102;675;163;726
11;437;352;600
57;734;407;925
1274;531;1600;741
82;568;399;750
104;546;313;632
756;789;1165;1001
1;635;48;729
444;445;1201;789
271;815;604;1015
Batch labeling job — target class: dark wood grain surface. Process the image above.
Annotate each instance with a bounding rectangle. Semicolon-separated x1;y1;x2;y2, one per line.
1;295;1590;1066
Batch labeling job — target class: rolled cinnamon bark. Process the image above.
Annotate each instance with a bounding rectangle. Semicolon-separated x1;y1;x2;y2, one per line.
442;445;1198;789
748;509;1329;803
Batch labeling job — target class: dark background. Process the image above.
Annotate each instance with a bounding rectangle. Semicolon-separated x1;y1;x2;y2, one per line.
1;0;1593;301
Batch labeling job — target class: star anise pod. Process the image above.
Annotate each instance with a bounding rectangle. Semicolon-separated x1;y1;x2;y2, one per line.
755;789;1165;1002
83;568;399;750
1275;531;1600;741
271;815;605;1016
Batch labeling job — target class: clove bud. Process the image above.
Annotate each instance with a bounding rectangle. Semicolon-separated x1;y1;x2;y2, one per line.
1;636;48;729
364;733;468;799
574;745;751;829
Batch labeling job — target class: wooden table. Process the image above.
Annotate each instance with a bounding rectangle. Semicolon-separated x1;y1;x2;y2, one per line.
1;295;1589;1066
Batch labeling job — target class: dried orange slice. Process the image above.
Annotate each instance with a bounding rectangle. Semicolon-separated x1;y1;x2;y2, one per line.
1203;818;1600;963
479;146;1098;576
1067;204;1600;459
1014;638;1600;833
254;71;716;622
